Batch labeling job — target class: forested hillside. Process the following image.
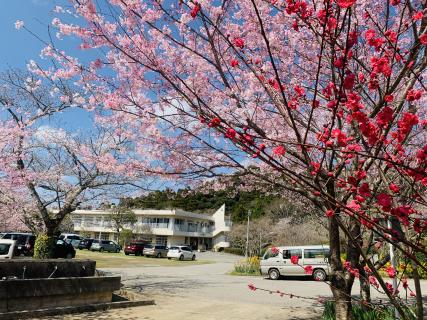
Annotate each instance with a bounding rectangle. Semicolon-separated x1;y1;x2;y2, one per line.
120;188;277;223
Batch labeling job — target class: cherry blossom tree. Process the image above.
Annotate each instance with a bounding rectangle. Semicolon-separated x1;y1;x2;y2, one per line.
0;69;135;257
20;0;427;318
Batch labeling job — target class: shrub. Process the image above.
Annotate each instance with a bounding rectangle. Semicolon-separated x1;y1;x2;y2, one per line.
322;301;416;320
33;233;55;259
233;256;260;275
224;247;244;256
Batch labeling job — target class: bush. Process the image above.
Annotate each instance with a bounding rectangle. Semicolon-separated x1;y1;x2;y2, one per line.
33;233;55;259
322;301;416;320
233;256;260;275
224;247;244;256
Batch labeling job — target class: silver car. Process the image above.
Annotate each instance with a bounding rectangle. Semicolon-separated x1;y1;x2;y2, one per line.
260;245;330;281
90;240;121;253
143;244;168;258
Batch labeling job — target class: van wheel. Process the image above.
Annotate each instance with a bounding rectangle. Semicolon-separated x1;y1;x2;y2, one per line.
313;269;327;281
179;255;184;261
192;255;196;261
66;253;73;259
156;253;161;258
268;268;280;280
100;248;104;252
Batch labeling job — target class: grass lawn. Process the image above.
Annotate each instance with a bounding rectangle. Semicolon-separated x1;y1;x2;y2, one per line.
75;249;213;268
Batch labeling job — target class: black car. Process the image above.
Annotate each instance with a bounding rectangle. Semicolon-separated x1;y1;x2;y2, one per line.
2;233;36;256
78;238;95;250
53;239;76;259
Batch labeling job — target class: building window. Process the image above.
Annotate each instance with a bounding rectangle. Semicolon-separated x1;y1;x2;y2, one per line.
156;236;167;246
100;232;110;240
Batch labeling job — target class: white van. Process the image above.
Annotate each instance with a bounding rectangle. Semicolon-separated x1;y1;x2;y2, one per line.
0;239;16;259
260;245;330;281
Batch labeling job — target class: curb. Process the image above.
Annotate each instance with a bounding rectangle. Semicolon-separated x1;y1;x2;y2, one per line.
0;299;155;319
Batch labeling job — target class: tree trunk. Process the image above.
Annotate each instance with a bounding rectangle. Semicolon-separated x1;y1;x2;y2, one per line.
329;215;352;320
359;266;371;310
411;259;424;320
33;229;56;259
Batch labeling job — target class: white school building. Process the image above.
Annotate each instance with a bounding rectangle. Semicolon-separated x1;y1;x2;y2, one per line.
71;205;231;251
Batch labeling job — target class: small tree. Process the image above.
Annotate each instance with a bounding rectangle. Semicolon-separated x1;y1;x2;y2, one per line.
107;206;137;245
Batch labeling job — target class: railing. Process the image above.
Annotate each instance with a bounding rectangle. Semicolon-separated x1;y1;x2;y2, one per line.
173;225;213;234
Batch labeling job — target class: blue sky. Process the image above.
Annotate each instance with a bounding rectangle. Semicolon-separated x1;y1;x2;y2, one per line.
0;0;93;131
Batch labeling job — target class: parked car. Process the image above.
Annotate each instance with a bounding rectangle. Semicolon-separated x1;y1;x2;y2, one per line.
2;233;36;256
53;239;76;259
167;245;195;261
59;233;84;248
78;238;95;250
0;239;16;259
124;241;148;256
260;245;330;281
90;240;121;253
143;244;168;258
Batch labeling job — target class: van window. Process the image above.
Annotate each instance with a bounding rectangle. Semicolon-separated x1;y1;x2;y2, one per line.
0;243;11;255
304;249;327;259
263;248;279;259
283;249;302;259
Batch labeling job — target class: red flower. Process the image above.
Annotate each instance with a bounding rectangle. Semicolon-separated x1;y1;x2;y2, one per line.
294;85;305;96
325;209;334;218
343;72;355;90
385;266;396;278
304;265;313;275
190;3;201;18
290;255;299;265
406;89;423;102
365;29;376;40
225;128;237;139
208;117;221;127
230;59;239;67
420;34;427;45
233;37;245;49
412;11;424;21
273;145;286;156
271;247;279;254
248;283;257;291
377;193;392;211
384;95;394;102
376;106;394;128
336;0;356;8
389;183;400;193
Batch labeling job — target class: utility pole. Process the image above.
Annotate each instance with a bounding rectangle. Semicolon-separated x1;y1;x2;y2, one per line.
245;210;252;257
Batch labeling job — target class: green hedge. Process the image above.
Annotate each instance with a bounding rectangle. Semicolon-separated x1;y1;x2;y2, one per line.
224;247;244;256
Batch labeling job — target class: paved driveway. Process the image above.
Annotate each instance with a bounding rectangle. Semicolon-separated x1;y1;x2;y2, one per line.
37;252;426;320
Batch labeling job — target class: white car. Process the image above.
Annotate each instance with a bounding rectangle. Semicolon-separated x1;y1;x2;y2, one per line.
0;239;16;259
167;245;196;261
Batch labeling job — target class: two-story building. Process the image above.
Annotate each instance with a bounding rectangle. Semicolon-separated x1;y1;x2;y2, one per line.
71;204;231;251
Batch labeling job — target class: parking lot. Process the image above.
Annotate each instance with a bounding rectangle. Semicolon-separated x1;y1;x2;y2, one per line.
35;251;426;320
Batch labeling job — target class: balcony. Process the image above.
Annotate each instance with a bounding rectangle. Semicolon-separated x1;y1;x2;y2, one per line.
139;222;169;229
173;225;213;234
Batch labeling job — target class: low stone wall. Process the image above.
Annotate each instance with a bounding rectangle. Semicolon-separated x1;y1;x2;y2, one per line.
0;276;121;312
0;259;96;279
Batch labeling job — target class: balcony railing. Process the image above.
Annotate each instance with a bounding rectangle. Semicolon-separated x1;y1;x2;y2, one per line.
173;225;213;234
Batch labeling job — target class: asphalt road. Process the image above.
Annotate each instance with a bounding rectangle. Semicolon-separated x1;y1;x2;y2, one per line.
98;252;426;319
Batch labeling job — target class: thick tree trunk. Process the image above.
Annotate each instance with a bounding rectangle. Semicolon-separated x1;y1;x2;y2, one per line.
329;215;353;320
33;229;56;259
